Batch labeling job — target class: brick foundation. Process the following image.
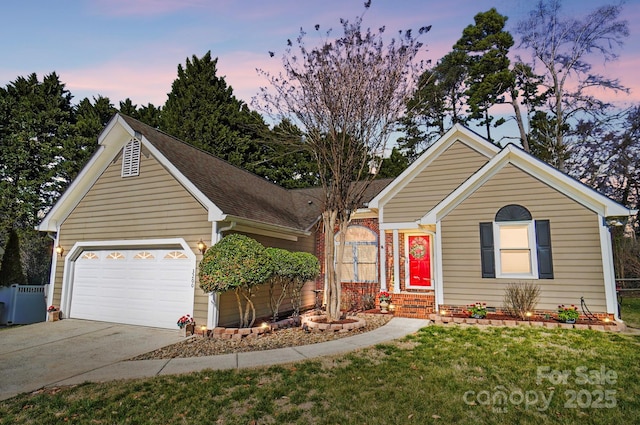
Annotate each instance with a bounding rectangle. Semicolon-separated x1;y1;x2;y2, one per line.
379;292;435;319
437;304;616;322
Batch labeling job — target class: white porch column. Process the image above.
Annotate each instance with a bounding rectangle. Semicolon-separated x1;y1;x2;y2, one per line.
392;229;400;294
435;221;444;312
379;229;387;291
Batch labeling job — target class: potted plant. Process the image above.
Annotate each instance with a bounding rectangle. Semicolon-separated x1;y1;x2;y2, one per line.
557;305;579;324
177;314;196;336
47;305;60;322
467;302;487;319
379;291;392;314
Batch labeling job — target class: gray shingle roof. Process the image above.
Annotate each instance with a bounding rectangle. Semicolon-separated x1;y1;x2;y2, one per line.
120;114;321;230
120;114;392;232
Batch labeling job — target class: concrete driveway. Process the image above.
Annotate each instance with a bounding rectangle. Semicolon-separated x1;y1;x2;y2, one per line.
0;319;183;401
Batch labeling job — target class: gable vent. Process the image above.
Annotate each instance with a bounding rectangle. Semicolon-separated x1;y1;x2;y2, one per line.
121;138;141;177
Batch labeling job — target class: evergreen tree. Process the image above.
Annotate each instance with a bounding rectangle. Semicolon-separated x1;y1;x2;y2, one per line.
0;73;75;231
453;8;514;143
377;147;409;179
0;228;27;286
161;52;269;167
399;51;468;160
118;99;162;128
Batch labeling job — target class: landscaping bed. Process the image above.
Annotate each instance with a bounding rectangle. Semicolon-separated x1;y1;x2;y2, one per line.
435;312;622;331
132;312;392;359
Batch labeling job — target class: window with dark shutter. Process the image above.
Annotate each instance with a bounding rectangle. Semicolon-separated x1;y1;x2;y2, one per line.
535;220;554;279
480;205;554;280
479;222;495;278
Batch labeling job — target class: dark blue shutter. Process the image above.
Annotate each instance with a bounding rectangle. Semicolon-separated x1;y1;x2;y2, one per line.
479;222;495;278
535;220;554;279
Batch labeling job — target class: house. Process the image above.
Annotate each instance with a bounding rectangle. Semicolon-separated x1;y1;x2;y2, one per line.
344;124;636;320
38;114;321;329
39;115;635;329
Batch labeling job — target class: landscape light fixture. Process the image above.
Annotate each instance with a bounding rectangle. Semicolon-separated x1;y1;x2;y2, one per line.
197;239;207;254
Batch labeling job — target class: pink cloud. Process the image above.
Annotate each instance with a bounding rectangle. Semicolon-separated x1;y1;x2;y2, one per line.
63;64;173;106
89;0;215;17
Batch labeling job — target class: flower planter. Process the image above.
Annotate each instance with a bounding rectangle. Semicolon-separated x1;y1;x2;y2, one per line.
179;323;195;337
379;301;389;314
48;311;60;322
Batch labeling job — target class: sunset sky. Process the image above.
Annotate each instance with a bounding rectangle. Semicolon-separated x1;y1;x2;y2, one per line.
1;0;638;133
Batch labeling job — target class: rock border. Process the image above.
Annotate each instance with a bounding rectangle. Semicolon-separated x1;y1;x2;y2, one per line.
210;317;302;341
301;315;367;332
430;314;625;332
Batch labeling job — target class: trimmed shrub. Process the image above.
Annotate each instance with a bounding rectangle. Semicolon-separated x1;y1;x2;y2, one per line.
199;234;272;327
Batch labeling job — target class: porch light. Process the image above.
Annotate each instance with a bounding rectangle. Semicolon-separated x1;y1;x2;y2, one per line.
197;239;207;254
55;245;64;257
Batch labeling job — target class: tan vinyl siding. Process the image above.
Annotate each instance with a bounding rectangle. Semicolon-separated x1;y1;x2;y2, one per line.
441;164;606;311
53;150;212;325
218;280;315;327
384;141;489;223
217;231;317;326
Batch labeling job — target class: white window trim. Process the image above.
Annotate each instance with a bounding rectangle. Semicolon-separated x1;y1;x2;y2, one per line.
493;221;539;279
404;232;435;289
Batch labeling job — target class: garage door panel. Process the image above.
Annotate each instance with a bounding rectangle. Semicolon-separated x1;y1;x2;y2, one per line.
70;249;194;329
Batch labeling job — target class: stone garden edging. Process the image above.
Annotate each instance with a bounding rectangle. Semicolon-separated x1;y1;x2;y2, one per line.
429;314;626;332
211;317;302;340
300;314;367;332
207;313;369;341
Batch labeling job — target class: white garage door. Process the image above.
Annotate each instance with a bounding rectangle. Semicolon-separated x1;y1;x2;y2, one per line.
70;249;195;329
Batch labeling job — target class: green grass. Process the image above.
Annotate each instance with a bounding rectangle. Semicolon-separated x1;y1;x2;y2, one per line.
620;295;640;328
1;326;639;424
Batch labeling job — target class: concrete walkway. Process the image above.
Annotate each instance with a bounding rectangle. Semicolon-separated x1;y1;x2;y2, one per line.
52;317;429;388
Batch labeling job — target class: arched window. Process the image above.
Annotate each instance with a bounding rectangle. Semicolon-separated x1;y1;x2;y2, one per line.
479;204;553;279
335;226;378;283
495;205;535;276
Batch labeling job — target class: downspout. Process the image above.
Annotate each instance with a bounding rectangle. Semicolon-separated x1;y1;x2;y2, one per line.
206;221;237;329
45;231;59;307
215;221;237;242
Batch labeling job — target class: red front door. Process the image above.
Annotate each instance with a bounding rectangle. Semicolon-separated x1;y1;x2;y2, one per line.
408;235;432;288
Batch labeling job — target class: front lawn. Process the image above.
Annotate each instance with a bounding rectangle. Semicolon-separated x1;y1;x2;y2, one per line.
1;326;638;424
620;295;640;329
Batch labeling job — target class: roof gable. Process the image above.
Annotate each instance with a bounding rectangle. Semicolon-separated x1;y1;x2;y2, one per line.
369;124;500;209
420;144;635;224
39;114;321;233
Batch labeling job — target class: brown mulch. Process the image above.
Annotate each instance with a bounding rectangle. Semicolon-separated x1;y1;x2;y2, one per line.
131;312;393;360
